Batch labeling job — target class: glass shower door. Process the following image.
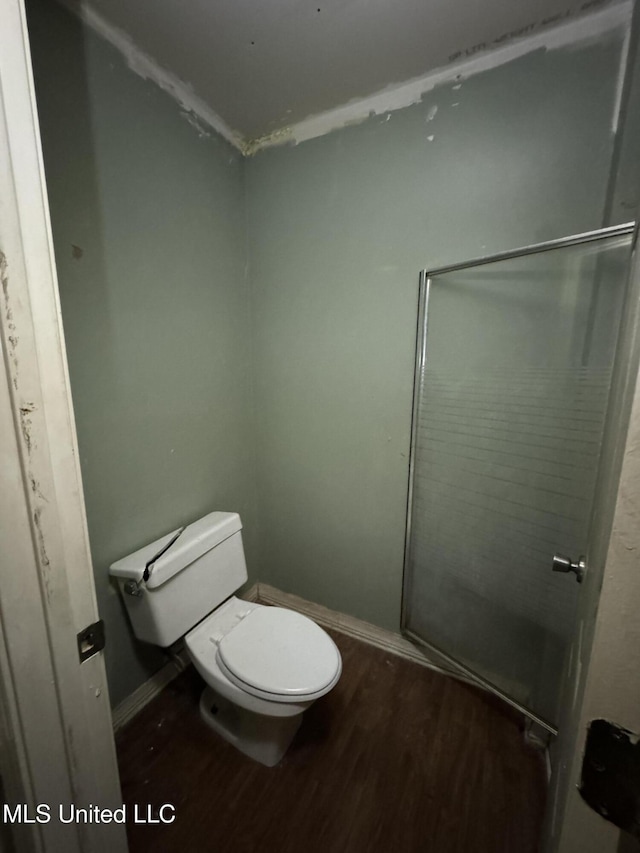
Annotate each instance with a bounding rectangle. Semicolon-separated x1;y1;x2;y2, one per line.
402;227;634;728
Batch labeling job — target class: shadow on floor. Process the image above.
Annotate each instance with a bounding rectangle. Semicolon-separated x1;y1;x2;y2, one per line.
116;630;547;853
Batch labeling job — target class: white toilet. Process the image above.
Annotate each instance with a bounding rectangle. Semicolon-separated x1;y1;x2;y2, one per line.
110;511;342;766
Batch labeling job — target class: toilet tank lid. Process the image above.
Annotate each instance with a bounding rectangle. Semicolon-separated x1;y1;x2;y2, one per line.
109;511;242;589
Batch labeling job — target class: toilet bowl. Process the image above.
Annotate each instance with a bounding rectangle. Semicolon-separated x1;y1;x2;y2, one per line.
186;596;341;765
110;511;342;766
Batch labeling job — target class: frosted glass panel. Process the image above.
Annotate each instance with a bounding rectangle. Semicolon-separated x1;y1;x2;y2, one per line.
404;233;632;726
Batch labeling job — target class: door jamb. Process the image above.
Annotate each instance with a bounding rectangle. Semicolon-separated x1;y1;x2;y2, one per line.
0;1;127;850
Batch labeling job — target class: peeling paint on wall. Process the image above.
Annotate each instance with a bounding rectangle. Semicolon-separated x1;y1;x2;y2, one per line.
244;125;292;156
29;475;48;502
19;403;36;455
32;506;53;605
59;0;246;152
60;0;632;157
180;110;214;140
446;0;615;63
1;252;19;391
250;0;632;152
0;254;52;587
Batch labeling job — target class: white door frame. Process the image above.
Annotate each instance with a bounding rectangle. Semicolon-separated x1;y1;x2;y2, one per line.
0;1;127;851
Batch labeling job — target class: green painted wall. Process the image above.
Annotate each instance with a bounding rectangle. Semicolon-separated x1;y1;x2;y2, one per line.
27;0;256;706
245;33;625;631
27;0;628;708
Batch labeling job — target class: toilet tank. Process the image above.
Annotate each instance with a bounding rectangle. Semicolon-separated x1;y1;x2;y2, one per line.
109;511;248;647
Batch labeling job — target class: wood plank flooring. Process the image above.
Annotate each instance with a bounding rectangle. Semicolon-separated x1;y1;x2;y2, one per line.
116;630;547;853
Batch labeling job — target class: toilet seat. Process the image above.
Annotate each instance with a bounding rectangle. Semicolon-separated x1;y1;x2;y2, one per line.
216;607;341;702
187;602;341;704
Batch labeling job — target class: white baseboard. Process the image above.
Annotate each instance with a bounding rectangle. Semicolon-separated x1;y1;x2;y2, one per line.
112;580;471;731
112;582;260;731
113;580;481;731
112;648;190;732
241;581;260;603
113;582;540;742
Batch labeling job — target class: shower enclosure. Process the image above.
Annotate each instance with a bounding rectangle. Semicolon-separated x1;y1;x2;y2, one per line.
402;224;634;729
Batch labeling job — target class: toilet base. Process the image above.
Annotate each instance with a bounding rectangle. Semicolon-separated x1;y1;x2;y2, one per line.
199;686;303;767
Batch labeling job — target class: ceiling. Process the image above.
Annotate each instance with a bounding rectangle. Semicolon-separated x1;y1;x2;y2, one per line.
79;0;624;142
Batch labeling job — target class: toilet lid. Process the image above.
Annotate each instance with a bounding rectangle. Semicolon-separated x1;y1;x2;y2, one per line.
217;607;341;700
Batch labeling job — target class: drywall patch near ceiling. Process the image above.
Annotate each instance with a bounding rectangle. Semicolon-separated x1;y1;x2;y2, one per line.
249;0;632;154
60;0;248;153
60;0;631;156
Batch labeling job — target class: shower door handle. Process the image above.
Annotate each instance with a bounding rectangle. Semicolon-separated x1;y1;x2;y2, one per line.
552;554;586;583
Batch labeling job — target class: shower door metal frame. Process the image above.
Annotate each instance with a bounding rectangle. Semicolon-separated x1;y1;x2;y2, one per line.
401;221;636;733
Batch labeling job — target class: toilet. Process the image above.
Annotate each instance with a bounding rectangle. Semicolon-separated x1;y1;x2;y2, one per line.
110;511;342;766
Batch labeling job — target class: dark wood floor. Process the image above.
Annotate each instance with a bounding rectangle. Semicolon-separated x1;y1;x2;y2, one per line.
116;630;547;853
